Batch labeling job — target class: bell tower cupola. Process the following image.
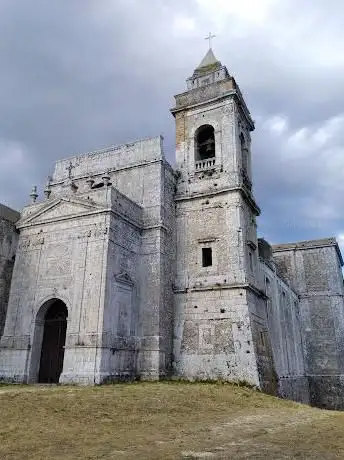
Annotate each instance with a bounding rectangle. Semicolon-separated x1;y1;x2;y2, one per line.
186;47;229;90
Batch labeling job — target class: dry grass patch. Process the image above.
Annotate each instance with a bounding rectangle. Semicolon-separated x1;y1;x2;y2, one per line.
0;382;344;459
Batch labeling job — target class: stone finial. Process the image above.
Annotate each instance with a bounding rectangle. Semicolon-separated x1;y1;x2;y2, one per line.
44;176;52;199
86;177;95;189
63;177;78;193
30;185;38;204
102;174;111;186
70;181;78;193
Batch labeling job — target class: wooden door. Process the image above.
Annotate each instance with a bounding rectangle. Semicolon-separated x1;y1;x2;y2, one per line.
38;300;67;383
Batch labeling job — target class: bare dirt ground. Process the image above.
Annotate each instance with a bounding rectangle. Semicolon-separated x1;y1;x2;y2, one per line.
0;382;343;459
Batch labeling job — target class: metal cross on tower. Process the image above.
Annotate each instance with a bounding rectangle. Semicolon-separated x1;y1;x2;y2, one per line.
205;32;216;49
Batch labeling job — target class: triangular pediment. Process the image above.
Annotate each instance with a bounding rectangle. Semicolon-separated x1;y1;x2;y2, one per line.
17;197;106;228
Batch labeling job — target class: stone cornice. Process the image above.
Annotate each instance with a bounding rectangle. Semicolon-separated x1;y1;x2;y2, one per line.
171;88;254;130
50;158;170;187
17;204;170;235
171;91;234;115
174;185;261;216
298;293;344;298
174;282;267;299
16;197;106;229
272;237;344;266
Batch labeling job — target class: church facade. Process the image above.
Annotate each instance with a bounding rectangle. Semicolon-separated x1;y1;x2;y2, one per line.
1;49;344;410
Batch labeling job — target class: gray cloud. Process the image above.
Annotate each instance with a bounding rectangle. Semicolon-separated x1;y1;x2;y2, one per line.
0;0;343;249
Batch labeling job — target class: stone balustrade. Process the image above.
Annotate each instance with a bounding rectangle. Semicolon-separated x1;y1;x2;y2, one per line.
195;158;216;170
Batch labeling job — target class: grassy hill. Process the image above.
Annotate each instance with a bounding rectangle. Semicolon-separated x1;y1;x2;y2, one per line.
1;382;344;459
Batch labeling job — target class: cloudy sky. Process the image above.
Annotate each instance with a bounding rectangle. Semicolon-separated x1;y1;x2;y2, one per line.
0;0;343;248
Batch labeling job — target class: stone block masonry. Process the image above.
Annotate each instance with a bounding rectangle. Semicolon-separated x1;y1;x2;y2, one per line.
0;204;19;338
273;239;344;409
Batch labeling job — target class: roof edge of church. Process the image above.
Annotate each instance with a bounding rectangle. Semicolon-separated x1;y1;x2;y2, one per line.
272;237;344;266
0;203;20;223
55;135;164;164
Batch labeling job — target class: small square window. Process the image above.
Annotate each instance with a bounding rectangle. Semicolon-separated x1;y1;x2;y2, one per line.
202;248;212;267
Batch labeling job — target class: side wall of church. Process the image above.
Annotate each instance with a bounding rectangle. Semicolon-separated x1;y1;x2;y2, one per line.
259;260;309;403
160;165;177;376
102;191;142;381
99;171;176;382
273;240;344;409
0;205;19;338
238;197;279;395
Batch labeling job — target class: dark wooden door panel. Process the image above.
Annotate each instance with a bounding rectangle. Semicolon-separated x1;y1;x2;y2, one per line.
38;301;67;384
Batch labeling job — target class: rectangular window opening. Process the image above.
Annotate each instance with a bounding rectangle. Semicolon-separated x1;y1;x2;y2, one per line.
202;247;212;267
260;331;266;350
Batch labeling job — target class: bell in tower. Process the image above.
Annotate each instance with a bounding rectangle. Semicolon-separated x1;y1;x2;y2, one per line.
196;125;215;161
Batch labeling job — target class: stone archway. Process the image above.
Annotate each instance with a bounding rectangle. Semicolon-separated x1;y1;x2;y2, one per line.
38;299;68;383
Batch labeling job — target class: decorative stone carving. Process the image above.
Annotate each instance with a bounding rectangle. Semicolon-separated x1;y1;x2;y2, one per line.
86;177;95;189
102;174;111;186
223;102;234;115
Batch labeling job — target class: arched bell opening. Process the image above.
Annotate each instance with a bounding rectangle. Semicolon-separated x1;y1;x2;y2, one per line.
195;124;215;162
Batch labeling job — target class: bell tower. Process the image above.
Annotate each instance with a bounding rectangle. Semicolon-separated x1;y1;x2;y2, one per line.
171;47;271;388
171;47;255;196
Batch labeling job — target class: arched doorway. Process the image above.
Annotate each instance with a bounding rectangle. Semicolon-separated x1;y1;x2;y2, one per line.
38;299;68;383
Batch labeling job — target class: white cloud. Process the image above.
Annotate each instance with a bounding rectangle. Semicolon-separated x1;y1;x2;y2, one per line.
263;115;288;136
172;15;196;37
287;115;344;151
337;233;344;245
196;0;278;30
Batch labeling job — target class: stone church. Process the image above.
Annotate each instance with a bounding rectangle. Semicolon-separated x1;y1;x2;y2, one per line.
1;48;344;410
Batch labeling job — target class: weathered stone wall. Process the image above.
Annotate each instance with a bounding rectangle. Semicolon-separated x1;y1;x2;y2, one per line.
174;288;259;383
174;78;237;112
102;206;142;381
52;136;164;183
246;290;277;395
0;193;112;383
272;239;344;409
0;204;19;338
160;164;177;376
173;190;261;385
259;258;309;403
